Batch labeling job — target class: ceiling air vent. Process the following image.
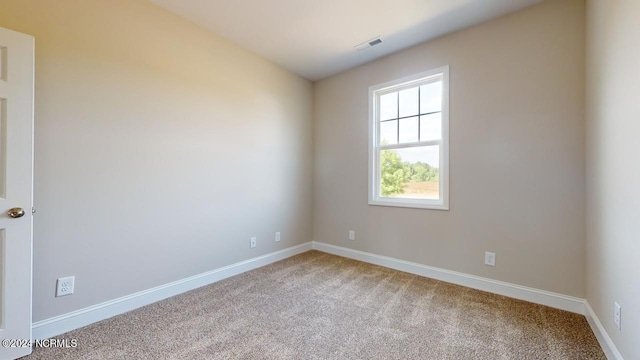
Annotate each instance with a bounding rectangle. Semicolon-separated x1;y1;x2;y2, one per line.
355;37;382;51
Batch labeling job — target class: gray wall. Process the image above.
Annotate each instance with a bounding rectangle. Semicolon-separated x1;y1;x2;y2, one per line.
0;0;313;321
586;0;640;358
313;0;586;297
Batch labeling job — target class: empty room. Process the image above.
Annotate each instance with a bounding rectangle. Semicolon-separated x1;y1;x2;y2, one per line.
0;0;637;359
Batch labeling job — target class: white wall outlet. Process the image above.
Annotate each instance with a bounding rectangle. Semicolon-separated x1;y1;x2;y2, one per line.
348;230;355;241
275;232;281;242
484;252;496;266
250;237;257;248
614;302;622;330
56;276;75;297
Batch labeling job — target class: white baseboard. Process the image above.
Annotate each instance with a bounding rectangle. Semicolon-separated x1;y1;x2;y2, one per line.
311;241;585;314
32;240;622;360
585;302;624;360
311;242;627;359
32;242;312;340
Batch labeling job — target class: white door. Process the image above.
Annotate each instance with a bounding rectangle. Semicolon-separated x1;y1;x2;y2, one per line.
0;27;34;360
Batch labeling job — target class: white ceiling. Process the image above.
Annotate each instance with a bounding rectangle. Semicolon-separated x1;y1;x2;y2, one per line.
149;0;542;81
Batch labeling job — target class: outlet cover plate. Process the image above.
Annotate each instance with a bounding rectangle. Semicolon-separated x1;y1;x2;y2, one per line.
484;252;496;266
56;276;75;297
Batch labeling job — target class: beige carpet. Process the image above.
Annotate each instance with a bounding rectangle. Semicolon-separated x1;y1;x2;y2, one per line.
24;251;605;359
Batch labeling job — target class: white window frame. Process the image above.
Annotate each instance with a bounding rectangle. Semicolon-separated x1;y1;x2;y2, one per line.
368;66;450;210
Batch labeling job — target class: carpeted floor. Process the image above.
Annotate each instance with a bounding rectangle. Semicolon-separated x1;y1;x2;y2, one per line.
24;251;605;359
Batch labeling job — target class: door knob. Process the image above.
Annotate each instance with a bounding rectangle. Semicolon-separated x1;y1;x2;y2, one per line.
7;208;25;218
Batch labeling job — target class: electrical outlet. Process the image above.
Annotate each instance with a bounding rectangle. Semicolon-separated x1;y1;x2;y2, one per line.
250;237;257;248
348;230;355;241
484;252;496;266
614;302;621;330
275;232;281;242
56;276;75;297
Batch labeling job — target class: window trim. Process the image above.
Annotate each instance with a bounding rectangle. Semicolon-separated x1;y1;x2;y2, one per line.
368;66;450;210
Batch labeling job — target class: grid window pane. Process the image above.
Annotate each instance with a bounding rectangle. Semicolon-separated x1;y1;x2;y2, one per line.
399;116;419;144
371;68;449;209
399;87;419;118
379;145;440;200
419;113;441;141
420;81;442;113
380;120;398;145
379;92;398;121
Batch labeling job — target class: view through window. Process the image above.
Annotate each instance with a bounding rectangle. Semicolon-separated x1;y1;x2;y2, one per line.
369;67;449;210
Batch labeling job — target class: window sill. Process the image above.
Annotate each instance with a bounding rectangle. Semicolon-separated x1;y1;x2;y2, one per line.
368;199;449;211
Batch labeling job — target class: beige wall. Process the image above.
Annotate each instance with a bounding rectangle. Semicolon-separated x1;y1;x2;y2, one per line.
0;0;313;321
3;0;618;343
313;0;586;297
586;0;640;358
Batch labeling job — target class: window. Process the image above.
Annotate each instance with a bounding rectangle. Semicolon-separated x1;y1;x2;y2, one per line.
368;66;449;210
